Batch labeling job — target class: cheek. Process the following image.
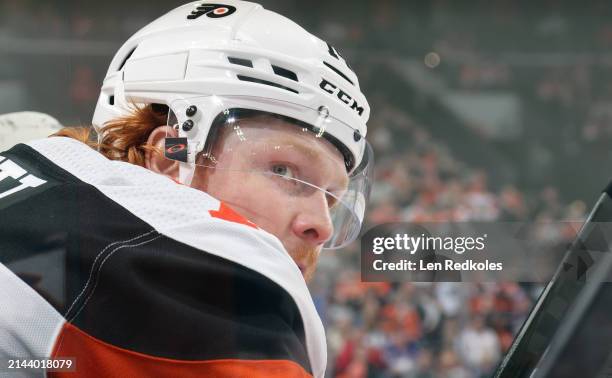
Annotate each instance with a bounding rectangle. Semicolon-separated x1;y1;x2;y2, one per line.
228;176;296;238
192;169;295;240
238;178;291;224
190;167;240;205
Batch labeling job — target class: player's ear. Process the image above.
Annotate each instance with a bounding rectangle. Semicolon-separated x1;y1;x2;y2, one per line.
145;125;179;179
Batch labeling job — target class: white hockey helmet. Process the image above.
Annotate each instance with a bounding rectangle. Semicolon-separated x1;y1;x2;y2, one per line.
92;1;373;249
0;112;63;151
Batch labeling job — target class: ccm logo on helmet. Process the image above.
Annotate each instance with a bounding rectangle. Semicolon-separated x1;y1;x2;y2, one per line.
319;79;364;116
187;4;236;20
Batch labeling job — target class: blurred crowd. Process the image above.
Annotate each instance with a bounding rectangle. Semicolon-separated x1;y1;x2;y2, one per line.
310;95;585;378
1;0;607;377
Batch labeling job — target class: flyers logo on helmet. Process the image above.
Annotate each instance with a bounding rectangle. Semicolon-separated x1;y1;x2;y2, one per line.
187;4;237;20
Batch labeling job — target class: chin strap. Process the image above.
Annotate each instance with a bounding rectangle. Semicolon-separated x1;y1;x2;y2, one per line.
179;162;196;186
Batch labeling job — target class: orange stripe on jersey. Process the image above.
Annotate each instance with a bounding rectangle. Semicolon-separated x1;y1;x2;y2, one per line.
50;322;312;378
209;202;258;229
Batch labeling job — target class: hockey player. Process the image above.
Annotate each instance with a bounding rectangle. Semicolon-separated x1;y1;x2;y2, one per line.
0;2;372;377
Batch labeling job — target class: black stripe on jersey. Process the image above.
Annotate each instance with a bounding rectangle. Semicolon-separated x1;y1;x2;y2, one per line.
0;143;311;374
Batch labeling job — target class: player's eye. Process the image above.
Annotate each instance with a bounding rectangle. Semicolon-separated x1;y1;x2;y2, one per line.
271;164;296;179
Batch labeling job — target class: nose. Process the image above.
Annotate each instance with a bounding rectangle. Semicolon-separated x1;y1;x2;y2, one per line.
291;192;334;246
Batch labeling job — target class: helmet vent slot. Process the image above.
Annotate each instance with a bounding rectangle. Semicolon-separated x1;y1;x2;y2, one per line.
117;46;137;71
272;65;298;82
323;61;354;86
228;57;253;68
236;75;299;94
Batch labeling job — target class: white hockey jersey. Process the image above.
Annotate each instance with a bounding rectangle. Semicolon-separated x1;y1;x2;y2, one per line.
0;136;326;377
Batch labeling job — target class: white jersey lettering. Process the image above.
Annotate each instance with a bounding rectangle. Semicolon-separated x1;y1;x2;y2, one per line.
0;156;47;199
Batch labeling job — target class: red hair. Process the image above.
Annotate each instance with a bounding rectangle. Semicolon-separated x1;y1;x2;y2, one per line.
52;105;166;167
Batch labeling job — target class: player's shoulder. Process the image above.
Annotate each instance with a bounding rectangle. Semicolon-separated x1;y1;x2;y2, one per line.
28;136;194;195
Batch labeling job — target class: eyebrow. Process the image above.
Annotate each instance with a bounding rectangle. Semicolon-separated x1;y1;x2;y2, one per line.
269;136;349;190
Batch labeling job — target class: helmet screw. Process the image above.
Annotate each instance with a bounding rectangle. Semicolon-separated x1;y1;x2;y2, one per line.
318;105;330;119
182;120;194;131
353;130;361;142
186;105;198;117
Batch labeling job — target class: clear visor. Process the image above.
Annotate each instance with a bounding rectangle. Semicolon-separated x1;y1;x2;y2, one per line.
164;96;373;249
